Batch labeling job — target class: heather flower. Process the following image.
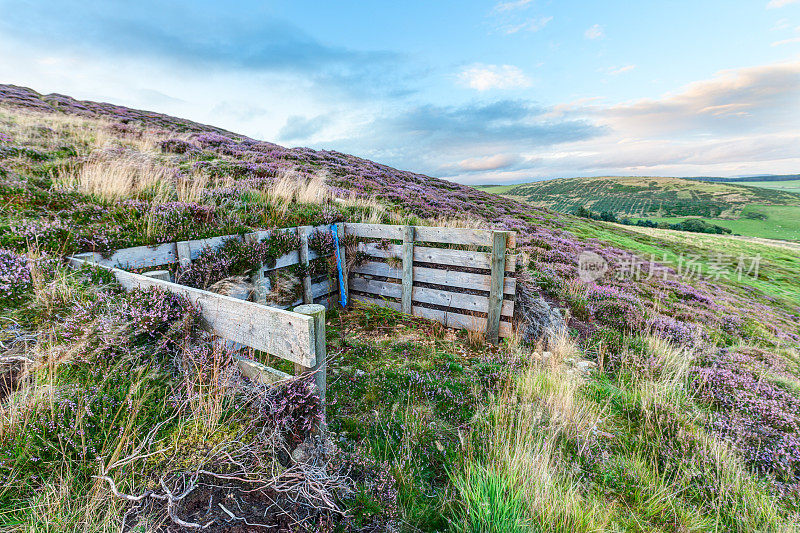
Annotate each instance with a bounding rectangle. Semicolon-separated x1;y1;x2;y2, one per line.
159;138;196;154
0;248;30;304
691;349;800;487
648;314;704;348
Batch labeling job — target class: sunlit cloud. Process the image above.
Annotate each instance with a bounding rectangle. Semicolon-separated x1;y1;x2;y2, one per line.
767;0;800;8
501;16;553;34
493;0;534;13
458;64;532;91
772;36;800;46
584;24;605;39
606;64;636;76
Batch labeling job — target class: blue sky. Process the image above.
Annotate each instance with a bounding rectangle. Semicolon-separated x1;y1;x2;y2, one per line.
1;0;799;183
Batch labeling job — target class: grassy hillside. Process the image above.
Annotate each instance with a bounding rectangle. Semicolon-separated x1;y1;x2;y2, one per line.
732;180;800;194
477;175;800;217
1;85;800;531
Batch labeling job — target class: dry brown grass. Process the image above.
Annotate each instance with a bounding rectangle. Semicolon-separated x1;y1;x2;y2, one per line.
270;169;330;205
176;171;212;203
56;155;172;201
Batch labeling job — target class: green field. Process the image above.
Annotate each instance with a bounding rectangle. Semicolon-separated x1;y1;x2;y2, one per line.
629;205;800;242
733;179;800;194
477;176;800;218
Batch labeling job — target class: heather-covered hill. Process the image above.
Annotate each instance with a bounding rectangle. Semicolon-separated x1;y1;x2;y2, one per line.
1;86;799;531
478;175;800;217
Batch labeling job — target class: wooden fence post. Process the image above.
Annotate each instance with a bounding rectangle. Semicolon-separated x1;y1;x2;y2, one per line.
486;231;509;345
298;226;313;304
176;241;192;269
294;303;327;430
401;225;415;314
335;223;349;306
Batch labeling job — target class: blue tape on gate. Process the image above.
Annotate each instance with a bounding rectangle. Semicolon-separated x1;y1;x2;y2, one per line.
331;224;347;307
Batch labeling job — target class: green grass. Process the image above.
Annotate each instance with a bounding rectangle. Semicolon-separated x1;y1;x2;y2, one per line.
478;176;800;219
631;204;800;242
734;179;800;194
570;218;800;309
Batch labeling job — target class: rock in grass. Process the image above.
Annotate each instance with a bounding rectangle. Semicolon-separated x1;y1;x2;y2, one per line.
208;275;254;300
514;273;567;348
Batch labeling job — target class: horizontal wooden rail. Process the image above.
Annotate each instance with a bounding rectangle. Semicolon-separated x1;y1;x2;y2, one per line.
351;294;513;338
70;254;318;368
349;276;514;318
344;222;516;248
356;242;516;273
350;261;516;296
98;225;334;270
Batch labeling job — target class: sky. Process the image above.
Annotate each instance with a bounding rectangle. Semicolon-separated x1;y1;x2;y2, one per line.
1;0;799;184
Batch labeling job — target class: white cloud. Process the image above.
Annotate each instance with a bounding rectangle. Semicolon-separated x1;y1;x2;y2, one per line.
772;36;800;45
457;154;521;171
444;61;800;183
458;64;532;91
502;16;552;34
584;24;605;40
607;64;636;76
599;61;800;136
493;0;533;13
767;0;799;8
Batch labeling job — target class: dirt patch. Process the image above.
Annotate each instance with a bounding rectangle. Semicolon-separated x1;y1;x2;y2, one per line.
0;364;22;402
142;478;327;532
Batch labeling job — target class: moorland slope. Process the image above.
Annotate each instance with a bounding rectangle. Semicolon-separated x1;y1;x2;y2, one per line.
1;84;799;531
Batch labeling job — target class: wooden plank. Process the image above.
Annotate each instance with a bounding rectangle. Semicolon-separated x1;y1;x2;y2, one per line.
186;235;231;260
235;356;291;385
350;276;400;299
357;242;516;273
344;223;495;247
262;248;324;273
350;276;513;317
69;256;316;367
343;223;403;240
298;226;313;304
101;242;178;269
412;226;493;247
271;280;335;310
351;261;516;295
401;226;414;314
350;294;513;338
96;225;337;272
486;231;509;344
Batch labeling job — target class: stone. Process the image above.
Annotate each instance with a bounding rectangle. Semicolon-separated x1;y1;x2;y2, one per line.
513;273;567;348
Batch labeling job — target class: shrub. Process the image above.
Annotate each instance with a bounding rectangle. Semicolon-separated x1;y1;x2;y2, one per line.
0;249;31;306
587;284;646;331
691;349;800;490
159;138;196;154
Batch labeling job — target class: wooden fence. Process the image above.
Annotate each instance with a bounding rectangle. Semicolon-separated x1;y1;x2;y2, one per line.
68;220;518;431
343;223;517;344
77;224;345;310
68;224;347;425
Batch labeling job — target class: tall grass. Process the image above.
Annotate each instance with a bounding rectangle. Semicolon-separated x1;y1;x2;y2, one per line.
453;337;611;532
57;156;171;201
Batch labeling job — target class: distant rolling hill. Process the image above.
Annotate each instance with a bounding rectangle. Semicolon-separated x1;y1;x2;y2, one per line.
476;176;800;218
477;176;800;241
